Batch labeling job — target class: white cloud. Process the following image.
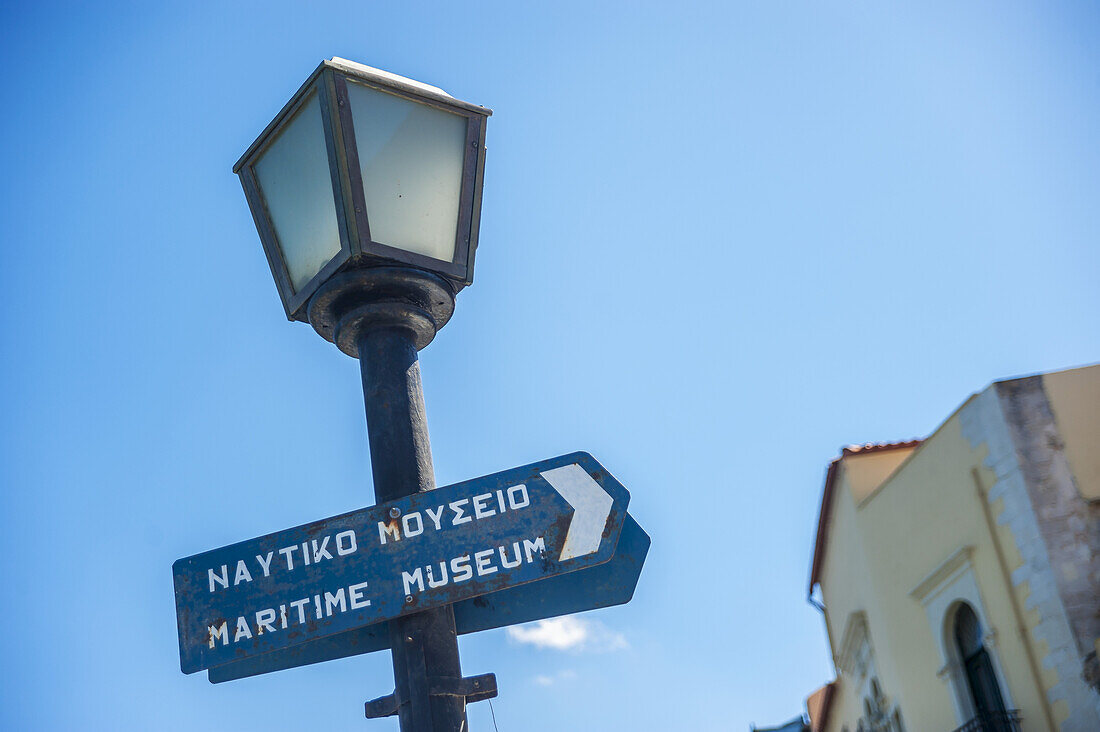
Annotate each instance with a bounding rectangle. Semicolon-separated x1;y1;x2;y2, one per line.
505;617;628;653
507;617;587;650
533;669;577;687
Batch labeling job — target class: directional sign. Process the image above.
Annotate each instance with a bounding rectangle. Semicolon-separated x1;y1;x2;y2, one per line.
207;513;649;683
173;452;629;674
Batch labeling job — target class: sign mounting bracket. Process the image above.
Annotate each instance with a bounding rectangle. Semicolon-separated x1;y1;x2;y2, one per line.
365;659;498;719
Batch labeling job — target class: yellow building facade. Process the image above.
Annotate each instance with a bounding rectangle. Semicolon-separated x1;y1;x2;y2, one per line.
807;365;1100;732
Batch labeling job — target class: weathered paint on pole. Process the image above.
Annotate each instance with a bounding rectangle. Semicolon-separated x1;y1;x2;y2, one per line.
355;322;466;732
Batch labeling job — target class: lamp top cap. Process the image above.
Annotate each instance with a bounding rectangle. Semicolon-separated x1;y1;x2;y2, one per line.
233;58;492;173
326;57;493;117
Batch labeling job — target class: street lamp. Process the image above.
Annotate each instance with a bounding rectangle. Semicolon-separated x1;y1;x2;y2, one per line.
234;57;490;329
234;58;493;730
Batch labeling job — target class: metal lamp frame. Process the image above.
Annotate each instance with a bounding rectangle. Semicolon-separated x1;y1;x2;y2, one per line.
234;59;491;321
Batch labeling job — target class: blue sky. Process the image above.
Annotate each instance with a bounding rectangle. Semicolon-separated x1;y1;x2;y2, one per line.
1;1;1097;730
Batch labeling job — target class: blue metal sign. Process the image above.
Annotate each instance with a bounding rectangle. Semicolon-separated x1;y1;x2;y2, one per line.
173;452;629;674
207;513;649;683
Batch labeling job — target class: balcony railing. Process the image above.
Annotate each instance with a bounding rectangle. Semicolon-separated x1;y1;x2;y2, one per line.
951;711;1022;732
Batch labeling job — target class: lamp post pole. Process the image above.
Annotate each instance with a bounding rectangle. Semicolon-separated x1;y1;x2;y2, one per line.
358;324;467;732
309;266;482;730
358;325;466;730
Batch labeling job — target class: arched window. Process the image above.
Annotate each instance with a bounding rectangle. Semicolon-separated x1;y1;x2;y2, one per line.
954;604;1007;721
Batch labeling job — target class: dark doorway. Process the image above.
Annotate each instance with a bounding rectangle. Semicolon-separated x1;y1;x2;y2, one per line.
954;604;1009;730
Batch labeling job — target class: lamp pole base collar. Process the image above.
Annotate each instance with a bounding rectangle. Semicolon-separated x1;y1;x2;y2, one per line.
307;267;456;357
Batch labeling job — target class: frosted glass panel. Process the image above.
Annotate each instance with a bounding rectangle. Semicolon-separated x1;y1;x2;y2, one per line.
254;92;342;293
347;82;467;263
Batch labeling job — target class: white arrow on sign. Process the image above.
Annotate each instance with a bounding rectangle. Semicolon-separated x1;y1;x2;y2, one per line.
540;463;614;561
